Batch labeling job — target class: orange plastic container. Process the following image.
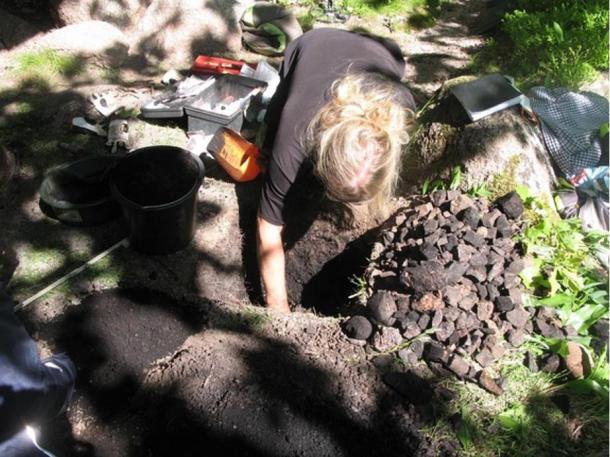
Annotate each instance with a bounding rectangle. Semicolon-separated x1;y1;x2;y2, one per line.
208;128;262;182
191;55;248;76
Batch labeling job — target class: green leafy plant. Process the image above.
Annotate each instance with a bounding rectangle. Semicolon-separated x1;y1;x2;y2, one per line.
474;0;609;89
517;185;609;345
421;166;462;194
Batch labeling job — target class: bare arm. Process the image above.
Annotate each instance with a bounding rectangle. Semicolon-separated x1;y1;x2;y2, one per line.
256;215;290;312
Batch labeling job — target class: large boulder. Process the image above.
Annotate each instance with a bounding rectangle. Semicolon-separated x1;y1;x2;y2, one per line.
49;0;146;31
34;21;129;67
402;79;557;199
128;0;254;67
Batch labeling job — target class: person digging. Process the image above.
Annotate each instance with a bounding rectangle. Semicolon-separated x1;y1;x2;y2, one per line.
256;28;416;313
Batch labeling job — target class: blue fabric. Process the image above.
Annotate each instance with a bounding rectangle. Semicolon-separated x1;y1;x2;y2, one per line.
0;429;52;457
0;292;76;446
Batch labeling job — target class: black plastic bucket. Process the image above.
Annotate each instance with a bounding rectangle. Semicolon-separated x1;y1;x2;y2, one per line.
109;146;204;254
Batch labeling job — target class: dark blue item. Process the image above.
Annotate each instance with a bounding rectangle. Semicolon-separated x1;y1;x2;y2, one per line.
0;292;76;456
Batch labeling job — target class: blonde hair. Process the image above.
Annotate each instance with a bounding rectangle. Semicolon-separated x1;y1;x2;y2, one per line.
306;73;414;218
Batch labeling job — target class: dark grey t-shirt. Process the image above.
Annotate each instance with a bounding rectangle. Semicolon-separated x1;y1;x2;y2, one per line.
259;28;415;226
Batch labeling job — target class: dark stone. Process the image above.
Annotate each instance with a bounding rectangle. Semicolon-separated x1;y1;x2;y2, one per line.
418;313;431;330
506;258;525;275
443;307;460;322
415;202;433;218
481;208;499;225
487;262;504;281
446;190;461;201
372;354;394;370
506;305;530;328
478;369;504;395
446;262;469;285
476;284;488;299
487;252;504;265
424;230;442;246
487;284;500;302
494;296;514;313
444;234;459;252
459;207;481;229
541;353;561;373
490;343;505;359
398;348;419;366
507;329;527;347
401;260;448;294
466;266;487;283
343;315;374;340
469;253;488;268
455;314;468;330
403;321;422;339
449;194;474;215
382;371;433;405
476;300;493;321
419;243;439;260
430;190;447;207
496;191;525;219
507;287;523;305
406;310;421;323
475;348;495;367
425;342;449;363
453;244;475;262
423;218;439;235
395;294;411;311
368;291;397;326
444;284;466;306
447;330;461;346
435;320;455;342
525;351;538;373
483;334;498;349
410;339;425;358
468;333;482;354
467;312;480;330
447;355;470;378
431;309;443;328
496;215;514;238
427;361;453;378
536;318;565;339
458;293;477;311
463;230;485;247
484;227;497;240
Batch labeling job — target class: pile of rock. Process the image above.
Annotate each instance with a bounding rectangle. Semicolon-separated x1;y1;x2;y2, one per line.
343;190;571;395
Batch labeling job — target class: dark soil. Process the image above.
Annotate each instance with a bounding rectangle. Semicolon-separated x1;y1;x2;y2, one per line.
34;289;456;457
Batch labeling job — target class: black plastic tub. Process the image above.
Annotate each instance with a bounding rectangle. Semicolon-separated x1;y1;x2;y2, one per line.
108;146;204;254
39;155;121;226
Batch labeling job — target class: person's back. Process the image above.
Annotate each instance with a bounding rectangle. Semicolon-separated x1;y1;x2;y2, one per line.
256;28;416;312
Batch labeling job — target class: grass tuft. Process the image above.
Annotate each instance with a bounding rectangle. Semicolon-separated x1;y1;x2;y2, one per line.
14;49;85;80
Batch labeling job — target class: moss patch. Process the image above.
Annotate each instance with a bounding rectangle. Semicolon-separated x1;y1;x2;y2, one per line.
487;154;521;200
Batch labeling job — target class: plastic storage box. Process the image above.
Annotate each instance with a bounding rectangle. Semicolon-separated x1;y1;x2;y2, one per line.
184;74;266;134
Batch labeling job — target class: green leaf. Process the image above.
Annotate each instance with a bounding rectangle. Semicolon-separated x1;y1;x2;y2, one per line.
552;21;564;41
449;166;462;190
456;414;474;448
600;122;609;137
515;184;531;202
538;293;573;307
421;177;431;195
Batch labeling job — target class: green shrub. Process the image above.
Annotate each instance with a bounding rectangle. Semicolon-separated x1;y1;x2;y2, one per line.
476;0;609;89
